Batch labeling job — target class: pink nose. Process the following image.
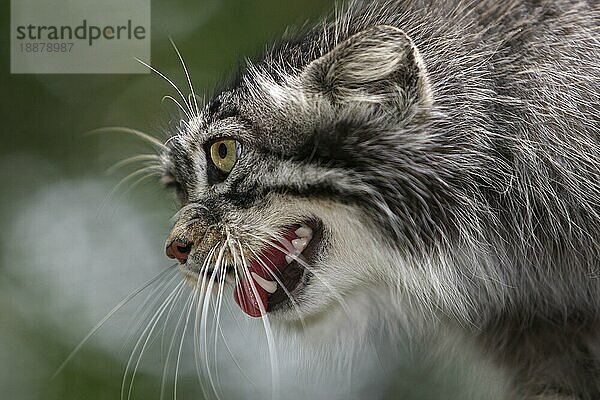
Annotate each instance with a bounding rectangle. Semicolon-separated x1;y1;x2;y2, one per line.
166;240;192;264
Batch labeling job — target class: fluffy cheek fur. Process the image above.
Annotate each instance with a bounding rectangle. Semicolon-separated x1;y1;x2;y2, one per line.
172;189;474;332
171;190;419;327
172;189;489;335
270;195;501;332
252;196;417;328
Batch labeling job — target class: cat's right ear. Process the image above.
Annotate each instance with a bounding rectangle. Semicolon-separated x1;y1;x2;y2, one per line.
302;25;432;111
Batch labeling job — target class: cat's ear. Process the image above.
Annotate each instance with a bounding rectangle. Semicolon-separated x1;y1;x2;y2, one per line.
303;25;432;109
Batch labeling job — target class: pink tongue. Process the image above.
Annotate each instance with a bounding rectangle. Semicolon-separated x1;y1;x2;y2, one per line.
233;229;297;317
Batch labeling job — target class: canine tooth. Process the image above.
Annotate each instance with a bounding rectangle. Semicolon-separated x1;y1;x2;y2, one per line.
295;226;313;239
285;254;295;264
292;238;309;252
251;272;277;294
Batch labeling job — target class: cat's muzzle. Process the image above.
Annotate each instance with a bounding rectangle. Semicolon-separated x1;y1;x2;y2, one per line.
165;211;324;318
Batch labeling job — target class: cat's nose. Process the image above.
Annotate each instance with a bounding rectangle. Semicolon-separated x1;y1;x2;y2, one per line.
166;240;192;264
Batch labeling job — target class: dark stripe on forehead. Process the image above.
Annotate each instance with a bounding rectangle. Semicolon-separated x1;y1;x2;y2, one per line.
207;92;240;123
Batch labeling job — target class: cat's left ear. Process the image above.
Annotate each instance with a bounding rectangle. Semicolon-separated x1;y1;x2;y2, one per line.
303;25;432;110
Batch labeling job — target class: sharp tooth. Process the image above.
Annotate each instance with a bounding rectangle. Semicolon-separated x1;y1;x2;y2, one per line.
251;272;277;294
285;254;295;264
291;238;309;252
295;225;313;239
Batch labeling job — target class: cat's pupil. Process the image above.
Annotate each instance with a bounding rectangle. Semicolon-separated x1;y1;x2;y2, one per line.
218;143;227;159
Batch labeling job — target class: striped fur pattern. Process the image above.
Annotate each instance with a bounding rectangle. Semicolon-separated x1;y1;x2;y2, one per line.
160;1;600;398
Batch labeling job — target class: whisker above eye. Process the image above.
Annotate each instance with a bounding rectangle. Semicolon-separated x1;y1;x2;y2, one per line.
162;95;193;122
169;37;200;118
134;57;194;120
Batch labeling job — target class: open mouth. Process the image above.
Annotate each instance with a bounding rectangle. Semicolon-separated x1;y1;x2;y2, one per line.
233;220;323;317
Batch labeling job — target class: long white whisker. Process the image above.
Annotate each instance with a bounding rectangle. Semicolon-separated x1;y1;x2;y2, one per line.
135;57;193;117
211;244;256;387
177;245;217;400
107;154;160;175
162;95;193;121
157;281;192;400
212;263;228;395
122;268;181;355
193;246;218;400
238;244;280;400
200;243;227;400
169;37;200;117
52;265;176;379
87;126;166;150
209;233;237;396
214;307;256;386
121;170;162;195
173;282;198;400
111;166;162;196
250;230;352;319
160;272;192;351
246;246;307;331
123;279;186;400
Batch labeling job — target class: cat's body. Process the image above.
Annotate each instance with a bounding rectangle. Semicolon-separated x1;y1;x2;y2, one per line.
159;0;600;398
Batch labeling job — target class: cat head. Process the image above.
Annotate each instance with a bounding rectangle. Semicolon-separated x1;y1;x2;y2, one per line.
160;25;445;324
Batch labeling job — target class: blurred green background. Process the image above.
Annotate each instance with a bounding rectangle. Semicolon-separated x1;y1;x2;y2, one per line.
1;1;332;399
0;1;511;399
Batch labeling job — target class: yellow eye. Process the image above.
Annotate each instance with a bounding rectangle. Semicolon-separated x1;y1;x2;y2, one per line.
209;139;239;173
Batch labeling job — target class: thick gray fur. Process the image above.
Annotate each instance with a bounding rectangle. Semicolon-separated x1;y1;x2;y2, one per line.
161;0;600;398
